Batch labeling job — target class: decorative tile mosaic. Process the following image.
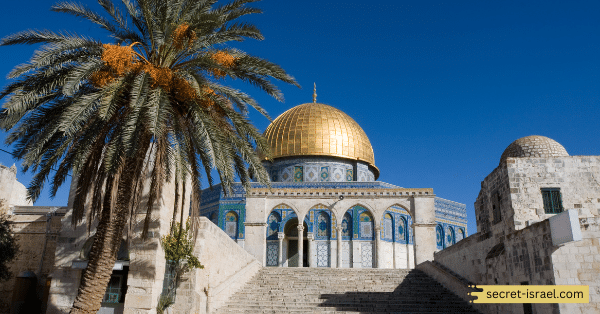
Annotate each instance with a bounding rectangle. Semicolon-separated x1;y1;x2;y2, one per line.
320;166;329;182
225;211;238;239
398;217;408;243
342;213;352;239
306;165;318;182
317;212;330;238
361;242;373;268
333;167;344;182
266;241;279;266
267;212;281;240
317;242;330;267
294;166;303;182
359;211;373;239
346;169;353;181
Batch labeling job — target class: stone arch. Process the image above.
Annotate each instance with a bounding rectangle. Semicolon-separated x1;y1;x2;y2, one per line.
283;217;309;267
309;204;336;239
271;203;300;231
386;203;413;219
283;218;308;238
385;205;413;243
272;203;300;219
347;202;376;220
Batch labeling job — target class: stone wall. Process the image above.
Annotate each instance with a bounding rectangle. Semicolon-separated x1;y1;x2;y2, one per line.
552;217;600;314
47;173;185;314
172;217;261;314
0;164;33;207
0;207;65;314
507;157;600;226
434;155;600;314
435;217;600;314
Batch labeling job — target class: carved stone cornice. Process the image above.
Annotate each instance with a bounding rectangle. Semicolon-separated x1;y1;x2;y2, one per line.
246;187;434;199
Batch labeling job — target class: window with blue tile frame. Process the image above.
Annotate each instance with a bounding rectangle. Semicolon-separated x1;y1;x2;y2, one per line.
225;211;238;239
383;213;393;241
436;224;444;250
398;216;408;243
342;212;352;240
267;211;281;240
446;226;455;246
359;211;373;239
316;211;331;239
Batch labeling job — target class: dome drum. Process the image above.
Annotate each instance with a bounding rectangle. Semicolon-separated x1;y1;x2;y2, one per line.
263;156;376;183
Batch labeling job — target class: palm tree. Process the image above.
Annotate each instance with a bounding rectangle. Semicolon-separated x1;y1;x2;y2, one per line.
0;0;298;313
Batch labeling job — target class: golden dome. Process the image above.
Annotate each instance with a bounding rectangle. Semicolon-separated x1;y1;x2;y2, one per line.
263;103;378;175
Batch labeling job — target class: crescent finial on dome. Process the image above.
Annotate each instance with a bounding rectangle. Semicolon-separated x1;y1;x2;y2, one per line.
313;82;317;103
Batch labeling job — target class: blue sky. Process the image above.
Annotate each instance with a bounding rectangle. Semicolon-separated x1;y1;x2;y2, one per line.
0;0;599;234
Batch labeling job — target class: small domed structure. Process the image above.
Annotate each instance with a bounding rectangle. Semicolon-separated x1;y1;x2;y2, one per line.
499;135;569;165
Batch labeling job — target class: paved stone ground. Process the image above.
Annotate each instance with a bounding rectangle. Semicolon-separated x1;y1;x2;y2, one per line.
216;268;481;313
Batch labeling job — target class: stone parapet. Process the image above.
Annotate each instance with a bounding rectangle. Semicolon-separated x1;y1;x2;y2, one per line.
172;217;261;314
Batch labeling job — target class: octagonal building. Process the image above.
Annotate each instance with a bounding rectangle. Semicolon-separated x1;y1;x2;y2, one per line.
200;94;467;269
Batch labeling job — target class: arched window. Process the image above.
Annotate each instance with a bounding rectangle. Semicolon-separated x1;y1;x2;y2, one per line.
267;211;281;240
457;228;465;241
342;212;352;239
225;211;238;239
383;213;393;241
398;216;408;243
359;212;373;239
316;211;330;239
446;226;455;246
436;225;444;249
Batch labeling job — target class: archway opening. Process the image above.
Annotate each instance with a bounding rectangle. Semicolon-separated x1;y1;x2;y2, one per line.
283;218;309;267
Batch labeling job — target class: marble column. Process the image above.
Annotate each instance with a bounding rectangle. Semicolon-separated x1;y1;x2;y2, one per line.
278;232;284;267
298;225;304;267
336;225;342;268
307;233;315;267
375;226;382;268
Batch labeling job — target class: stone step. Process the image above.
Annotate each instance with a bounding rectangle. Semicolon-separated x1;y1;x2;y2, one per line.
215;268;481;314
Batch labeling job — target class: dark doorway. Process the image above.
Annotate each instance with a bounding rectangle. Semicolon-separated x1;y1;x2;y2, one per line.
303;239;309;267
288;240;298;267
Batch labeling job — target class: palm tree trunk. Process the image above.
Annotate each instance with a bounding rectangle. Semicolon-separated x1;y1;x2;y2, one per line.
70;166;135;314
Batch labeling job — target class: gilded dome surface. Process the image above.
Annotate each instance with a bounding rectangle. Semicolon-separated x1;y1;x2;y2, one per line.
500;135;569;165
263;103;377;170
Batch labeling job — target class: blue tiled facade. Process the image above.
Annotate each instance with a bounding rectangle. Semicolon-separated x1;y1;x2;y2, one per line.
199;182;468;248
434;198;468;250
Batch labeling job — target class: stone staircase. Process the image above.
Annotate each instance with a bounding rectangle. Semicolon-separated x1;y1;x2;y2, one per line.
216;267;480;314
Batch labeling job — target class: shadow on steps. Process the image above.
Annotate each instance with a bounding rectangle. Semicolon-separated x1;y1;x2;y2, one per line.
318;269;481;314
